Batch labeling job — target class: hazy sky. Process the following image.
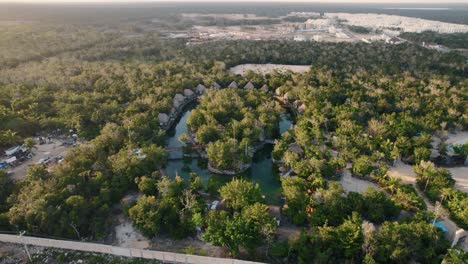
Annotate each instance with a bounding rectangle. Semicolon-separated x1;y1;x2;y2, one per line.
1;0;467;3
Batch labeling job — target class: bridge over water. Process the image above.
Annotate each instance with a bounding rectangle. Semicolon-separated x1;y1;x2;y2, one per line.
165;145;202;153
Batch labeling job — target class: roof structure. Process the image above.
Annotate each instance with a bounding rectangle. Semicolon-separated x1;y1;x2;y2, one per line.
158;113;169;124
244;81;255;89
260;84;269;92
196;84;207;94
5;146;21;156
275;87;282;96
174;93;185;102
298;104;306;114
212;82;221;89
228;81;238;89
184;89;194;97
288;143;304;155
173;100;182;108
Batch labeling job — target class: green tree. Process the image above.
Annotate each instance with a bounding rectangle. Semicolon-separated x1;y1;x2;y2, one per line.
281;176;310;225
128;195;159;237
352;156;374;178
24;137;36;151
136;176;158;196
414;147;431;164
219;178;263;211
371;220;449;264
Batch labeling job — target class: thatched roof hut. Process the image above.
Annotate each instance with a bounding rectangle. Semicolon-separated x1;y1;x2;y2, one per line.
293;100;303;107
174;93;185;102
196;84;207;94
261;84;269;92
279;166;288;174
244;81;255;89
275;87;282;96
228;81;238;89
173;100;182;109
184;89;194;97
288;143;304;155
298;104;306;114
158;113;169;125
212;82;221;90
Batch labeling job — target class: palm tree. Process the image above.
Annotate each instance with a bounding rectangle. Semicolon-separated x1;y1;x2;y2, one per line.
24;137;37;152
384;176;401;195
439;188;453;205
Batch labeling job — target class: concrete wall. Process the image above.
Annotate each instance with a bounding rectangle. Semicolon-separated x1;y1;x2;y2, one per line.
0;234;263;264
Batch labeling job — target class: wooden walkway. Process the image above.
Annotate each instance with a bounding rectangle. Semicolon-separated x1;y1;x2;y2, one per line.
0;233;263;264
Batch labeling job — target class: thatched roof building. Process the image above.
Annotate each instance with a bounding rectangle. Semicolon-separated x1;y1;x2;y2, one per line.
174;93;185;102
275;87;282;96
212;82;221;90
288;143;304;155
158;113;169;125
196;84;207;94
184;89;194;97
261;84;269;92
228;81;238;89
298;104;306;114
173;100;182;109
244;81;255;89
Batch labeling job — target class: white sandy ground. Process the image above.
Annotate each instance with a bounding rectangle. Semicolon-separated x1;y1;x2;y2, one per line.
114;214;150;249
388;162;468;193
340;168;381;194
229;64;311;75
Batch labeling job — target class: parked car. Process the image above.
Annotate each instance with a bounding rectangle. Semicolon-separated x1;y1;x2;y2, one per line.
210;200;219;210
36;156;51;165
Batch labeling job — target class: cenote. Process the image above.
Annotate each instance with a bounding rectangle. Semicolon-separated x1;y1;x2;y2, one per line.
165;105;293;205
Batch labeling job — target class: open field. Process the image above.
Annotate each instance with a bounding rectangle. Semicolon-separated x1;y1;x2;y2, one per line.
181;13;271;20
229;64;311;75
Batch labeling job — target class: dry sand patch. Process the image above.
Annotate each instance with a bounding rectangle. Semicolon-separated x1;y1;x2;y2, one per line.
229;64;311;75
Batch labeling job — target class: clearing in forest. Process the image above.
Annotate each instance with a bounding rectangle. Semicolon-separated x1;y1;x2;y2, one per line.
229;64;311;75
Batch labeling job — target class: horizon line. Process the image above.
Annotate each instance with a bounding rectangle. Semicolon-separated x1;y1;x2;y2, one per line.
1;0;467;4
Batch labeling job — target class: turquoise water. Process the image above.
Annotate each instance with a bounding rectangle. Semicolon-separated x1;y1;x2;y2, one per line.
279;113;293;134
164;109;292;204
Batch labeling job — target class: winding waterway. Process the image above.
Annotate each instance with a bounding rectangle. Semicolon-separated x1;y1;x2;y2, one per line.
165;107;293;204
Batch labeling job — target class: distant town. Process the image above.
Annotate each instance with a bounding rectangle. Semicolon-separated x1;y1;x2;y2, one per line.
159;12;468;48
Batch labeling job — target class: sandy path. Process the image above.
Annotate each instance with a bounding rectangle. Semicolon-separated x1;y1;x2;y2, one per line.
114;214;150;249
448;167;468;192
389;161;467;193
340;169;381;193
446;131;468;145
387;162;416;184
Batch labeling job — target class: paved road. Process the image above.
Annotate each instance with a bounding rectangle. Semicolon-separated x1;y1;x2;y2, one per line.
0;234;262;264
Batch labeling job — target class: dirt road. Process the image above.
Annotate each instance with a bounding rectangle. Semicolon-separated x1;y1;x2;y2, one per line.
340;169;381;193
